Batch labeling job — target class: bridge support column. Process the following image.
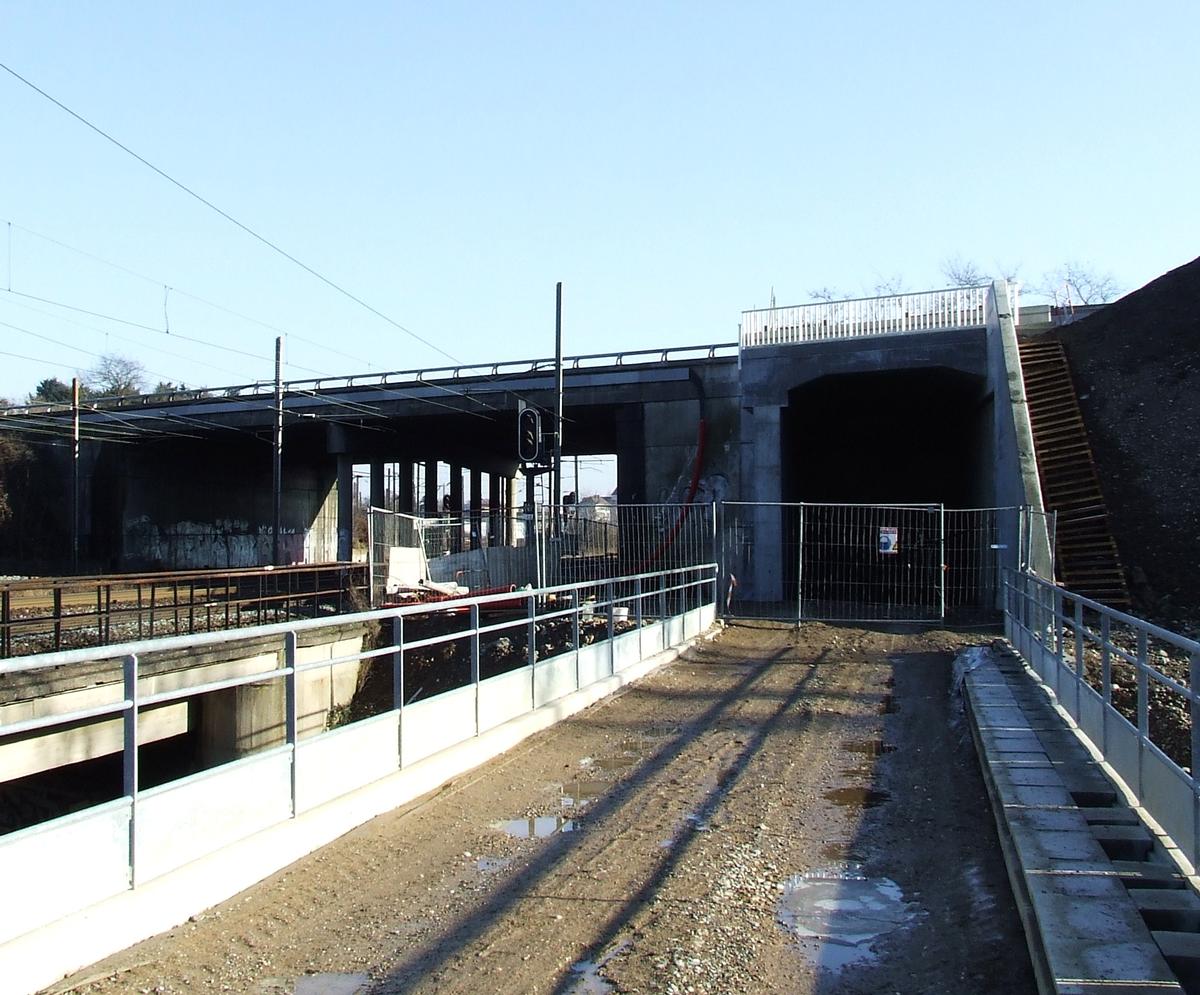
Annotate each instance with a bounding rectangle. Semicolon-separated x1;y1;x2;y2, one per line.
449;466;464;552
488;474;502;546
746;405;783;602
369;461;384;511
423;461;437;516
336;455;353;562
469;469;483;550
399;461;415;514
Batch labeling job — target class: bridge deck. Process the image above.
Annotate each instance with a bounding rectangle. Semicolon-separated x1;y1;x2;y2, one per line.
56;622;1033;994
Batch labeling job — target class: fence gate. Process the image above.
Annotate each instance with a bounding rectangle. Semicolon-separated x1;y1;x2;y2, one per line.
720;502;1032;624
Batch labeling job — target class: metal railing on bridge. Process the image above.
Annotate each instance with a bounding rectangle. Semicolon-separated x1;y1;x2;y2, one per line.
739;284;1012;350
0;562;367;658
0;561;716;974
1004;569;1200;873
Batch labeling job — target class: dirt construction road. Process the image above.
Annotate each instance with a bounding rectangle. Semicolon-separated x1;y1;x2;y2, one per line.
54;622;1036;995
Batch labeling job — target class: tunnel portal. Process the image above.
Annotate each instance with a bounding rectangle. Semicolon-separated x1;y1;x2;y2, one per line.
781;367;993;508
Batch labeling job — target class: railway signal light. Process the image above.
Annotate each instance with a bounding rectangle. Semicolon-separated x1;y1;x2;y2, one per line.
518;406;541;462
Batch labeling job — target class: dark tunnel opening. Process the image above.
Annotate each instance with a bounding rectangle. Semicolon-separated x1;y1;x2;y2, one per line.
781;367;993;507
776;368;996;618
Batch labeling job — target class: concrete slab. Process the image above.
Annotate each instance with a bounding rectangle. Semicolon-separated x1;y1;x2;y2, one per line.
1007;782;1079;808
1080;807;1141;826
962;647;1186;994
1152;931;1200;981
987;751;1054;765
1091;825;1155;861
1009;807;1095;833
1111;861;1189;890
1129;889;1200;932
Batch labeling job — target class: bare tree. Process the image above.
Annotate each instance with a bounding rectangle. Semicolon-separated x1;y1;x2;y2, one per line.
941;255;987;287
84;354;146;397
1038;262;1119;307
870;275;907;297
808;286;845;303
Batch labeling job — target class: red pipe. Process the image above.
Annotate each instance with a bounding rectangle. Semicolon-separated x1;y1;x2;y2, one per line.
635;418;708;574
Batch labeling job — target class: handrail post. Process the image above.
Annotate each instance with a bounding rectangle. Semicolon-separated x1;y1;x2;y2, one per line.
285;631;298;817
1073;599;1084;720
471;604;481;735
393;615;404;767
1137;629;1149;797
527;592;537;707
573;584;582;690
1053;587;1065;695
1101;613;1113;757
1190;649;1200;872
607;580;615;674
634;576;643;659
123;652;139;888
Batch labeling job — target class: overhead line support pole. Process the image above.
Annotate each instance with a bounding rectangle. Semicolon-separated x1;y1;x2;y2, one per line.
554;281;563;534
272;337;284;566
71;376;80;573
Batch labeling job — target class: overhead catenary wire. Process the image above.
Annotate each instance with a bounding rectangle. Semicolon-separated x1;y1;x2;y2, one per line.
0;67;550;417
1;286;504;416
3;218;378;371
2;294;249;380
0;61;461;367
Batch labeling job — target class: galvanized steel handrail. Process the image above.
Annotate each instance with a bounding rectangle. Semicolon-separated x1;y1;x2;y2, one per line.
0;562;366;658
739;285;993;349
0;343;738;415
0;563;713;674
0;561;717;911
1003;568;1200;870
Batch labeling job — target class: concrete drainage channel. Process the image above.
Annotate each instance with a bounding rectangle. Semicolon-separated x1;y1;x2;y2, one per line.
960;643;1200;993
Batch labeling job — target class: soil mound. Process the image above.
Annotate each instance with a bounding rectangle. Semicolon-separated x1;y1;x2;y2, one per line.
1051;254;1200;624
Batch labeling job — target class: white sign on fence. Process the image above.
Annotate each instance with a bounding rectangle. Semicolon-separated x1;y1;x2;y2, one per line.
878;527;899;554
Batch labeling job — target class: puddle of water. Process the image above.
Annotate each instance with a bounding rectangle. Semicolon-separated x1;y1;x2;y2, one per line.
294;973;370;995
876;695;898;715
777;865;919;972
824;787;890;809
841;739;896;757
492;816;578;838
475;855;512;873
566;939;630;994
561;780;607;809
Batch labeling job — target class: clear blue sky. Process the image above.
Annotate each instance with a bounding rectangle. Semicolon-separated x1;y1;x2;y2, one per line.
1;1;1197;403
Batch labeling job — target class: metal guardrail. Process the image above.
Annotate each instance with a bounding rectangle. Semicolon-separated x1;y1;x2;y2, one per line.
0;564;715;906
1004;569;1200;872
0;562;367;658
740;285;999;349
0;342;739;416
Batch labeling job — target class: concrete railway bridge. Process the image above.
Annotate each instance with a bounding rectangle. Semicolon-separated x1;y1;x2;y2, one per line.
3;283;1200;992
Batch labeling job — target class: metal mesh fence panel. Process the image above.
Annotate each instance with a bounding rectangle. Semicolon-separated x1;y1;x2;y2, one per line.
799;504;943;622
719;502;804;620
534;503;714;591
943;507;1017;623
372;503;714;607
720;502;1043;624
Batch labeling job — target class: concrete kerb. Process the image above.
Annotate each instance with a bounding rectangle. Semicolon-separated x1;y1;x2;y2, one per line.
959;643;1185;994
0;624;721;995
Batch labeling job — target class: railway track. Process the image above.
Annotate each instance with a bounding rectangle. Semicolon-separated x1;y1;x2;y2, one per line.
0;562;367;658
